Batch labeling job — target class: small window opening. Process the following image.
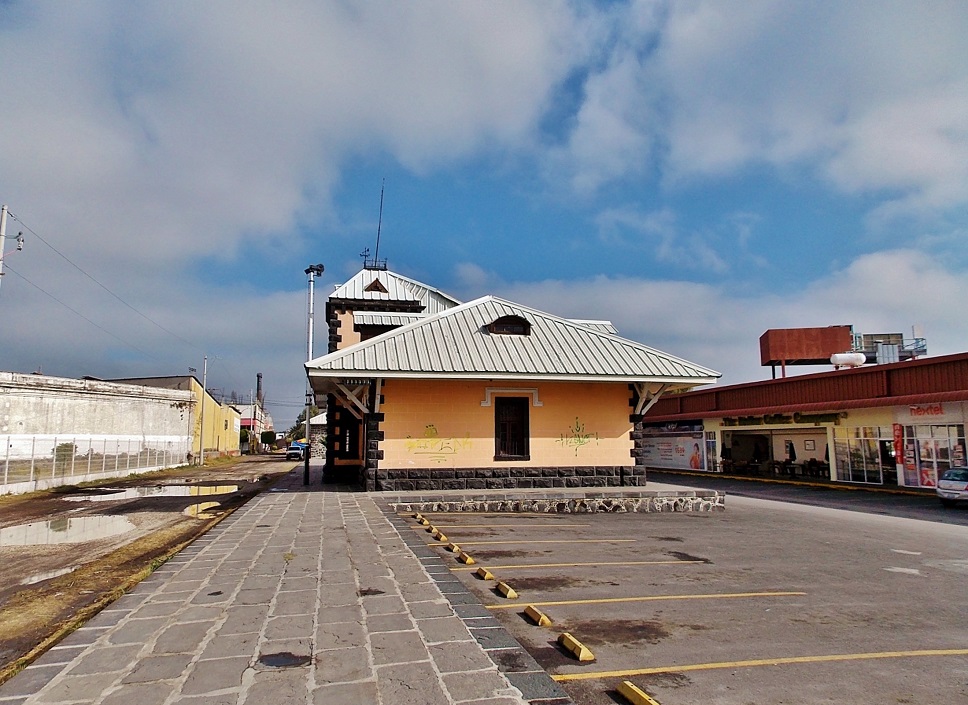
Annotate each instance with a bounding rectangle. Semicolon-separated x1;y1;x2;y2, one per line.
364;278;389;293
487;315;531;336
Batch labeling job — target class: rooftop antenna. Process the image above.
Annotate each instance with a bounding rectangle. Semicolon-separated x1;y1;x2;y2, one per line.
362;179;388;271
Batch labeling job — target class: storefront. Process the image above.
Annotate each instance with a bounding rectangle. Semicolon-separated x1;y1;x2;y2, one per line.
642;352;968;488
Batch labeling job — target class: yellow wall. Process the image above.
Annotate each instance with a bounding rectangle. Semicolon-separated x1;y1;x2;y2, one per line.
336;311;361;349
190;379;241;457
379;379;633;468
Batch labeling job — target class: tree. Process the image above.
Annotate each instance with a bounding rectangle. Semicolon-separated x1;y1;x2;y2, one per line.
287;405;319;440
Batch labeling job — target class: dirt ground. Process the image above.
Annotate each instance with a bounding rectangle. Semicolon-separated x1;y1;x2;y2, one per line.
0;455;295;683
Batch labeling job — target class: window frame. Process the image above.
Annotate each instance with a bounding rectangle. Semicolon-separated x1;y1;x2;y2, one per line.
494;396;530;461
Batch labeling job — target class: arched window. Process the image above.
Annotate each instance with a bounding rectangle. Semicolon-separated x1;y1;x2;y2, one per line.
487;315;531;336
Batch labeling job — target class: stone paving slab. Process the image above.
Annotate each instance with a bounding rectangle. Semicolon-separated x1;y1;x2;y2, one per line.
0;469;572;705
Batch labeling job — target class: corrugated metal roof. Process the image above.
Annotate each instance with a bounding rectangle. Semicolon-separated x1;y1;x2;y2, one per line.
353;311;424;327
568;319;618;334
329;269;461;315
307;296;719;385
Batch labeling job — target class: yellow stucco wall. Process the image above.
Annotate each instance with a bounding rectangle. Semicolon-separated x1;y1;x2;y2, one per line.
379;379;633;468
190;379;241;457
336;311;361;349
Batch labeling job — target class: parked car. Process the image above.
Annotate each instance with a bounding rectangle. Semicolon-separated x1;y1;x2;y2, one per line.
936;467;968;507
286;443;306;461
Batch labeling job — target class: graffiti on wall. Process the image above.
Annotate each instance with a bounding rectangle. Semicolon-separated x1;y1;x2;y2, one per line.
405;424;472;463
557;417;600;456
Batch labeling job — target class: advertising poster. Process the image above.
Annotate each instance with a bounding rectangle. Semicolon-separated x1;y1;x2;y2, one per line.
902;439;919;487
641;423;705;471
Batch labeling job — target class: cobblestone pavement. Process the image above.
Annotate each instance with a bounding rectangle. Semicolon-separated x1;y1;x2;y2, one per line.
0;469;571;705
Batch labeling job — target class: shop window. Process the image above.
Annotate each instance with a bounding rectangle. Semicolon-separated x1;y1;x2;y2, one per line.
495;397;529;460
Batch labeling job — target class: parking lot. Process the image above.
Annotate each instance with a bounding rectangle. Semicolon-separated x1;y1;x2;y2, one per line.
407;492;968;705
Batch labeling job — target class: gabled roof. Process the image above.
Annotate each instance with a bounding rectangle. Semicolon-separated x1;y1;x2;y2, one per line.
307;296;719;386
329;269;461;315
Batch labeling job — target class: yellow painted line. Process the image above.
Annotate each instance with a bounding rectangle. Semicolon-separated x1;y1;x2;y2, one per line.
553;648;968;682
453;560;702;572
487;591;806;610
451;539;636;546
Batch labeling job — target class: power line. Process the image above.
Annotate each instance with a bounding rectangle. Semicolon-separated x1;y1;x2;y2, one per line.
1;263;162;362
9;211;203;353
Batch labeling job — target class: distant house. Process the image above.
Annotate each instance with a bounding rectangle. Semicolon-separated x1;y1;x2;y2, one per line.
306;268;719;491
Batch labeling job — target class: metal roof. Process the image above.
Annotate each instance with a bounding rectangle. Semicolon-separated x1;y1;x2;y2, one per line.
568;319;618;334
353;312;618;333
353;311;424;327
307;296;719;386
329;269;461;315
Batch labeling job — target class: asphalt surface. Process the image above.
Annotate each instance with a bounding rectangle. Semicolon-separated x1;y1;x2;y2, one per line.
648;470;968;526
420;478;968;705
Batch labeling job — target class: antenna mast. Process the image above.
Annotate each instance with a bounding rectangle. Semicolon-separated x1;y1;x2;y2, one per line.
374;178;384;264
362;179;388;270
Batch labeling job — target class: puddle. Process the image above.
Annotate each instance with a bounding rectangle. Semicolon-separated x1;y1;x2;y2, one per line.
258;652;312;668
0;516;136;545
184;502;221;518
62;485;238;502
21;565;80;585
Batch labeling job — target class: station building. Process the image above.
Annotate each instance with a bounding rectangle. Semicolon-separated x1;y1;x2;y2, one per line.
305;266;719;491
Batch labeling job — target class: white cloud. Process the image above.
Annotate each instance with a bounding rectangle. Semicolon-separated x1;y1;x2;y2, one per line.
551;1;968;218
595;206;728;273
461;249;968;387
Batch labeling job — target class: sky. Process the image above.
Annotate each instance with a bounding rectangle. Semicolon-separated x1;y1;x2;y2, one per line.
2;1;968;430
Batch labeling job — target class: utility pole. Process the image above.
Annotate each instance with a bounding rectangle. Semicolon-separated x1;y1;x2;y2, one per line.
0;204;25;294
0;205;7;292
304;263;324;485
199;355;208;465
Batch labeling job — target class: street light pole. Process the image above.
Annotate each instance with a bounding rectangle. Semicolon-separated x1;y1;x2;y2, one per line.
304;264;324;485
199;355;208;466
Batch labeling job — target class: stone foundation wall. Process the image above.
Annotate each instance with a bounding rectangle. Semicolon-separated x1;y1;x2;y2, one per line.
373;465;646;492
386;490;724;514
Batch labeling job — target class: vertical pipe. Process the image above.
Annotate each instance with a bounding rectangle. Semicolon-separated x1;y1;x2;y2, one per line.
30;436;35;485
3;435;9;488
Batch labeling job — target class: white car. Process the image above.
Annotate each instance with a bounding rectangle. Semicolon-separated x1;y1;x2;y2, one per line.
936;467;968;508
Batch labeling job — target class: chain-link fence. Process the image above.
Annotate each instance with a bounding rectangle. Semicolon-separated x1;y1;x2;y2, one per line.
2;435;190;495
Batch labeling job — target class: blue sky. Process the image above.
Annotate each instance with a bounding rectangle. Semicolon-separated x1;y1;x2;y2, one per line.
2;1;968;428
